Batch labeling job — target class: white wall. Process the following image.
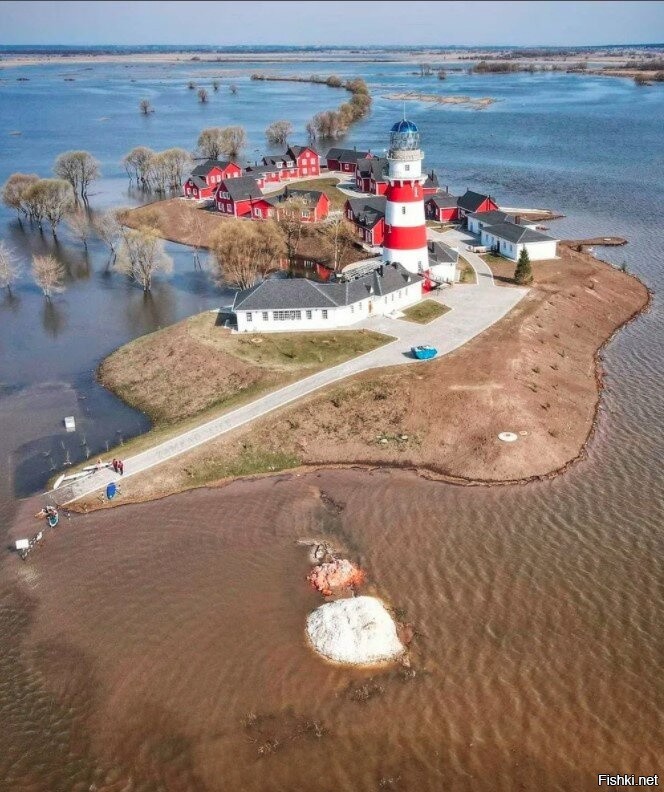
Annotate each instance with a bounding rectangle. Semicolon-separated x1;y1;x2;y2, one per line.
235;281;423;333
429;261;457;284
520;240;558;261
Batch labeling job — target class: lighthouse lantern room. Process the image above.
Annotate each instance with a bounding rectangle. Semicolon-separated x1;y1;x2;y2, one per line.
382;118;429;275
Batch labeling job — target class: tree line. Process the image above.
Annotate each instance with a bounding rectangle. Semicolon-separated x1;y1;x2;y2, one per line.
251;73;373;141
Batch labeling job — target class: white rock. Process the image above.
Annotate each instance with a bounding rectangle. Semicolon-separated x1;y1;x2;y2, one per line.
306;596;404;666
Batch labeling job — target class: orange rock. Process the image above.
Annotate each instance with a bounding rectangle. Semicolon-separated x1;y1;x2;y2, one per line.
307;559;365;594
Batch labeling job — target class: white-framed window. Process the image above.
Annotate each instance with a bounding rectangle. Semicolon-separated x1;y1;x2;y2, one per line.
254;208;261;217
246;312;253;322
273;310;302;321
306;310;312;320
322;309;328;319
303;168;308;175
262;311;268;321
350;304;354;314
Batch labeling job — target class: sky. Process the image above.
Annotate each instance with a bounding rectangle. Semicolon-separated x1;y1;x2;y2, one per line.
1;0;663;47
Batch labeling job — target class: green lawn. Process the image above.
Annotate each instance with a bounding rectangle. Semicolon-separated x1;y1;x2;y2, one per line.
402;300;451;324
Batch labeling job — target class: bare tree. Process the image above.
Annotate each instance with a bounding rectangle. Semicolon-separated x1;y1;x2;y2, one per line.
53;150;100;204
177;204;208;268
265;120;293;147
32;254;66;299
309;110;348;140
229;84;238;95
220;126;246;159
116;227;173;292
212;80;220;92
188;81;196;90
320;216;357;271
122;146;154;189
139;98;153;114
306;120;317;141
196;126;246;160
93;210;122;263
210;219;286;289
2;173;40;221
275;196;309;265
24;179;75;236
0;241;21;295
197;128;225;160
197;87;209;103
65;209;91;249
437;69;447;80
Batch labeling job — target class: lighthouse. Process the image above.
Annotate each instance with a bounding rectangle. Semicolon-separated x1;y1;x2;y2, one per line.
382;118;429;274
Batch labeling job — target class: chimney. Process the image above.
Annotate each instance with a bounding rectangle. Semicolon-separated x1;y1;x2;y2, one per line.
515;215;520;225
378;264;384;277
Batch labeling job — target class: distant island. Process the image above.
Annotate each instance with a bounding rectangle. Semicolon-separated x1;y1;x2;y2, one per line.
385;92;496;109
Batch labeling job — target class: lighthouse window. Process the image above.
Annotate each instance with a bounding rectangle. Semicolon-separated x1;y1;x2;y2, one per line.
405;164;410;171
402;206;406;215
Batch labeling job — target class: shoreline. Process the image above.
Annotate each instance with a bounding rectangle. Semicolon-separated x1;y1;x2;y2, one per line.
68;251;651;514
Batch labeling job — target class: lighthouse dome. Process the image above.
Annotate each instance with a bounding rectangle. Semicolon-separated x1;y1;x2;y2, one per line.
390;119;418;133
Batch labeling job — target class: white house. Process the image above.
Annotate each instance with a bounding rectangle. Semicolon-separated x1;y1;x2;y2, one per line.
426;239;458;284
466;210;539;236
230;262;423;333
480;221;558;262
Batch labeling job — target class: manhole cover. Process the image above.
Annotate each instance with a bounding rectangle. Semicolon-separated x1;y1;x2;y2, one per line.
498;432;519;443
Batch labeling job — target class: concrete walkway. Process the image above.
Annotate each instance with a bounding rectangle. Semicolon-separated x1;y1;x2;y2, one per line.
50;230;526;506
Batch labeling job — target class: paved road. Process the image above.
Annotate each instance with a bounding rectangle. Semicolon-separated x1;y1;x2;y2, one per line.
51;230;526;506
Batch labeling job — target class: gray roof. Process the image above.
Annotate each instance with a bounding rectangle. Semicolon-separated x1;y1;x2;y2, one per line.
356;156;388;180
265;188;325;208
458;190;495;212
467;209;509;225
423;170;439;189
189;175;208;189
427;240;459;265
245;163;277;176
220;175;262;202
483;221;556;244
346;195;386;229
191;159;239;177
326;147;370;164
287;144;318;160
233;262;421;311
427;191;458;208
263;154;291;167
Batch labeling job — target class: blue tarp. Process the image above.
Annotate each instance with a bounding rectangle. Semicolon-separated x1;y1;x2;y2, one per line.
106;482;117;500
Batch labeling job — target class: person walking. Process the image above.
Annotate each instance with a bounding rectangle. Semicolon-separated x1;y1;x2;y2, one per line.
118;460;124;476
112;459;118;473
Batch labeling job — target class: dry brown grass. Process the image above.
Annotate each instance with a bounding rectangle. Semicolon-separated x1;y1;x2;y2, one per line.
98;313;391;425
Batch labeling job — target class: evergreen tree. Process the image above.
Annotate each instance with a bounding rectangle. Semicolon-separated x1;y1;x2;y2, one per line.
514;248;533;284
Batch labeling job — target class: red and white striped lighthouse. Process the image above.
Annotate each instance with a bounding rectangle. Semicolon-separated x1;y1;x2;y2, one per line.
382;119;428;274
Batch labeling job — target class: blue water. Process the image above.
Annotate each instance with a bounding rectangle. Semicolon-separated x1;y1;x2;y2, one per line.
0;60;662;496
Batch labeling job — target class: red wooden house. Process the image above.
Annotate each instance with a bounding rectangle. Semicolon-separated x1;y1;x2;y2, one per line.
250;188;330;222
326;147;372;173
244;163;281;188
183;159;242;199
422;170;440;197
345;196;386;246
425;191;459;222
214;176;263;217
456;190;499;220
355;157;388;194
286;145;320;178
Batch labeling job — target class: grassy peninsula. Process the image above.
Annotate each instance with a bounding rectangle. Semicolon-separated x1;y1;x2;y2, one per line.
73;245;649;512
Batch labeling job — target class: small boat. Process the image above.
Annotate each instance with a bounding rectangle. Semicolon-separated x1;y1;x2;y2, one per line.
53;473;66;490
411;345;438;360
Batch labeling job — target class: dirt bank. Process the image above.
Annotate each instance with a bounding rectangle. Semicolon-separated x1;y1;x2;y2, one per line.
73;245;649;513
